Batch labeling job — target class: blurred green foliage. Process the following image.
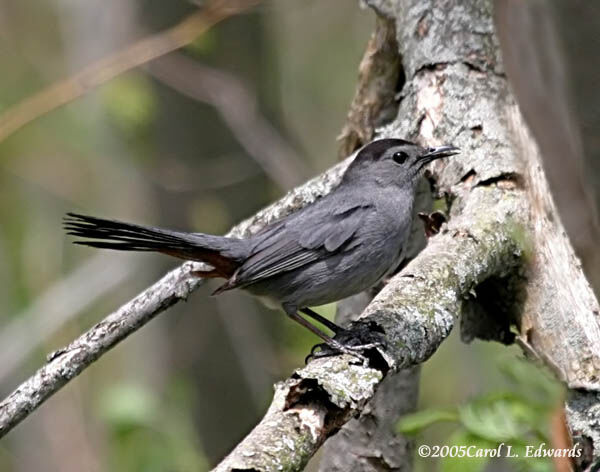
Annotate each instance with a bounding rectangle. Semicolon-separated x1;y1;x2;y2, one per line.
0;1;576;472
102;74;157;137
186;30;219;58
283;302;337;359
399;356;563;472
99;380;209;472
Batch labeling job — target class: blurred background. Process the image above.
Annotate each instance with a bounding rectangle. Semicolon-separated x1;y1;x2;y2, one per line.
0;1;597;471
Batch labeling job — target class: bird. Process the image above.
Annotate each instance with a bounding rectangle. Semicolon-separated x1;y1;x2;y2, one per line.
64;139;459;357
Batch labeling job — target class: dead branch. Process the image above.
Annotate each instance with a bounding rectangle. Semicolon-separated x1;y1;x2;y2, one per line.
2;3;600;472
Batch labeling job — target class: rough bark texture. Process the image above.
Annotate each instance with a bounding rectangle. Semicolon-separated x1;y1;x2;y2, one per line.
509;109;600;468
495;0;600;293
337;14;401;158
317;366;419;472
2;1;600;470
214;0;600;469
318;291;419;472
0;161;350;438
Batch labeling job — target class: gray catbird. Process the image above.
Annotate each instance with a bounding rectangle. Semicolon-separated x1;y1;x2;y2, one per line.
65;139;459;356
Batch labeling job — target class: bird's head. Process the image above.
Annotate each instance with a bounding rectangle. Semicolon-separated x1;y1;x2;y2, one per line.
342;138;460;189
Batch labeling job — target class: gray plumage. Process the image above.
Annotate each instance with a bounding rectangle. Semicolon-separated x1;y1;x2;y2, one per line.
65;138;459;353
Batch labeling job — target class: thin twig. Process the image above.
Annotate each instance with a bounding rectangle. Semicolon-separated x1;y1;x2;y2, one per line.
0;158;351;439
0;0;259;143
0;254;139;384
213;202;525;471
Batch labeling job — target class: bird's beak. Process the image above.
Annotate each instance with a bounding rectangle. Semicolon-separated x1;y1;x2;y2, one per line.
423;145;460;160
417;145;460;167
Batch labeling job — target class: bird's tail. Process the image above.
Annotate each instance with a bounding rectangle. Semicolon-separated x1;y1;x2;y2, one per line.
64;213;244;278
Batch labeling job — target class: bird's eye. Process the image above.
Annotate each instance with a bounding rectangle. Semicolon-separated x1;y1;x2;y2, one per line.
392;151;408;164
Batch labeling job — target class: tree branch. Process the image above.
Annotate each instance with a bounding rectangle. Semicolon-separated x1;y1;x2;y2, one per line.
2;3;600;472
0;0;259;143
318;295;420;472
212;0;600;468
0;254;139;383
213;191;524;470
0;160;349;439
147;52;310;189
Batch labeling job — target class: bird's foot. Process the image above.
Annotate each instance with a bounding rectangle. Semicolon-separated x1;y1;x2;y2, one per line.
305;321;386;366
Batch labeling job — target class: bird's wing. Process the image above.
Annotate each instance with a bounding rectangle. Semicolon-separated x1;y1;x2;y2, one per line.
227;202;372;289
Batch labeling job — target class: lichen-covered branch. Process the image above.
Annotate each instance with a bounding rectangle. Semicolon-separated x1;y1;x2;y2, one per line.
2;2;600;471
213;193;525;471
0;162;350;439
318;365;420;472
318;293;420;472
214;0;600;469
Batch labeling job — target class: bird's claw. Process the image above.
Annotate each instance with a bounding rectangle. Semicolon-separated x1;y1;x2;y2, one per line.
306;341;381;365
305;321;386;365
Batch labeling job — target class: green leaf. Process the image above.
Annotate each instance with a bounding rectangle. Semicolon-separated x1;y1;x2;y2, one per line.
396;407;459;435
458;394;529;442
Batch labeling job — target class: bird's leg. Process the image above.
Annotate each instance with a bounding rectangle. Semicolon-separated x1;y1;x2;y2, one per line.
283;306;367;362
300;307;344;333
301;308;384;352
300;308;384;357
285;311;349;351
307;319;387;362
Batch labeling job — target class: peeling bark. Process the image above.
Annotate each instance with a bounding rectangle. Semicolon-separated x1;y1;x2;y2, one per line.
213;187;525;470
1;1;599;471
318;294;419;472
213;0;600;469
0;161;351;439
337;14;402;158
212;354;384;472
